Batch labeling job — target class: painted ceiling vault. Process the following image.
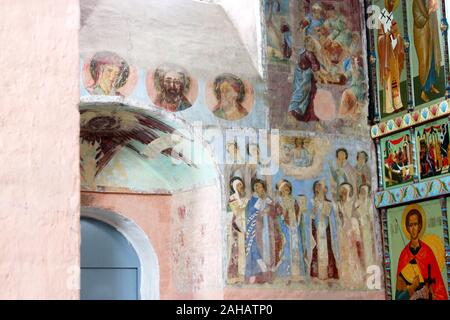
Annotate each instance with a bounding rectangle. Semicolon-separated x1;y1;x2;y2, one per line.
80;101;218;193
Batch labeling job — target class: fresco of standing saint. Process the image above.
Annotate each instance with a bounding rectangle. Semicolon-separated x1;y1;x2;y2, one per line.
265;0;293;62
275;180;307;282
227;176;249;284
309;180;339;281
245;178;283;284
354;184;377;269
336;182;365;288
288;48;321;122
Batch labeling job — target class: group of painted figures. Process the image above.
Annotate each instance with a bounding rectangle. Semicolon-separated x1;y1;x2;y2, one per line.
417;123;450;179
226;148;377;288
284;2;367;122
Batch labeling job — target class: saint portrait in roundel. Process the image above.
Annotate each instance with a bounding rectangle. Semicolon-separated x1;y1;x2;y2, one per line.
395;204;447;300
206;73;254;121
83;51;137;97
147;64;198;113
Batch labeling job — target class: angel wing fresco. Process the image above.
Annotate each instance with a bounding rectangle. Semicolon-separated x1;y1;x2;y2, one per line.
80;108;195;178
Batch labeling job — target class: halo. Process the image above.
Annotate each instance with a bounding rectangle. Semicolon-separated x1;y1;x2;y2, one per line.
82;52;138;97
146;64;198;112
205;74;254;120
401;204;427;240
422;234;446;272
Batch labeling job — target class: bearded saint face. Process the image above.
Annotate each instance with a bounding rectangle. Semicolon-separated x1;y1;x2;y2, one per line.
161;71;185;103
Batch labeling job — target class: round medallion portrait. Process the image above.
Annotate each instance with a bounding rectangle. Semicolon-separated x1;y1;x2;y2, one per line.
206;73;254;121
82;51;138;97
147;64;198;112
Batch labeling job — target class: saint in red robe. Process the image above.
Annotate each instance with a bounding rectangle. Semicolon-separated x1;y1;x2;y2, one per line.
396;240;448;300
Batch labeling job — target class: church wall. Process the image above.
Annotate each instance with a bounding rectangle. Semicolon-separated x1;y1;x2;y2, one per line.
215;0;264;76
79;0;386;298
79;55;267;129
171;185;224;299
80;192;180;298
220;0;384;295
224;287;385;300
0;0;80;299
81;184;223;299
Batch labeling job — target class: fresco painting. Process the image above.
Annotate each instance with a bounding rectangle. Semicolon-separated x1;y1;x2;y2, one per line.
300;1;363;86
300;0;367;123
81;54;266;128
288;45;323;122
79;106;218;193
407;0;446;107
416;117;450;180
205;73;254;121
266;0;369;130
280;136;314;168
83;51;138;97
224;136;380;289
77;0;393;295
279;135;331;179
381;131;414;188
147;64;198;112
387;200;448;299
265;0;293;63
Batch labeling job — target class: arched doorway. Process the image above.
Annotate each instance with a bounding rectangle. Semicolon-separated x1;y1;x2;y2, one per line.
80;207;161;300
79;98;222;299
81;217;140;300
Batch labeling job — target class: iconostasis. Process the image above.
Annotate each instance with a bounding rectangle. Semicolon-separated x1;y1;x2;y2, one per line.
367;0;450;299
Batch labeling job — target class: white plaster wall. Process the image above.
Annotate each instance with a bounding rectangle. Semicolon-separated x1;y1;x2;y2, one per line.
80;0;260;80
0;0;80;299
171;185;224;299
215;0;264;76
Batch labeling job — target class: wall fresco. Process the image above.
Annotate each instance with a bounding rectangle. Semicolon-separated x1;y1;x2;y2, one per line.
147;64;198;112
171;185;223;294
224;135;381;290
79;104;218;193
82;51;138;97
80;54;267;129
265;0;293;64
266;0;369;132
79;0;385;296
205;73;254;121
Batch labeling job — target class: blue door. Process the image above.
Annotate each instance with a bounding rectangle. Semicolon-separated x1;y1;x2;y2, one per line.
80;217;140;300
